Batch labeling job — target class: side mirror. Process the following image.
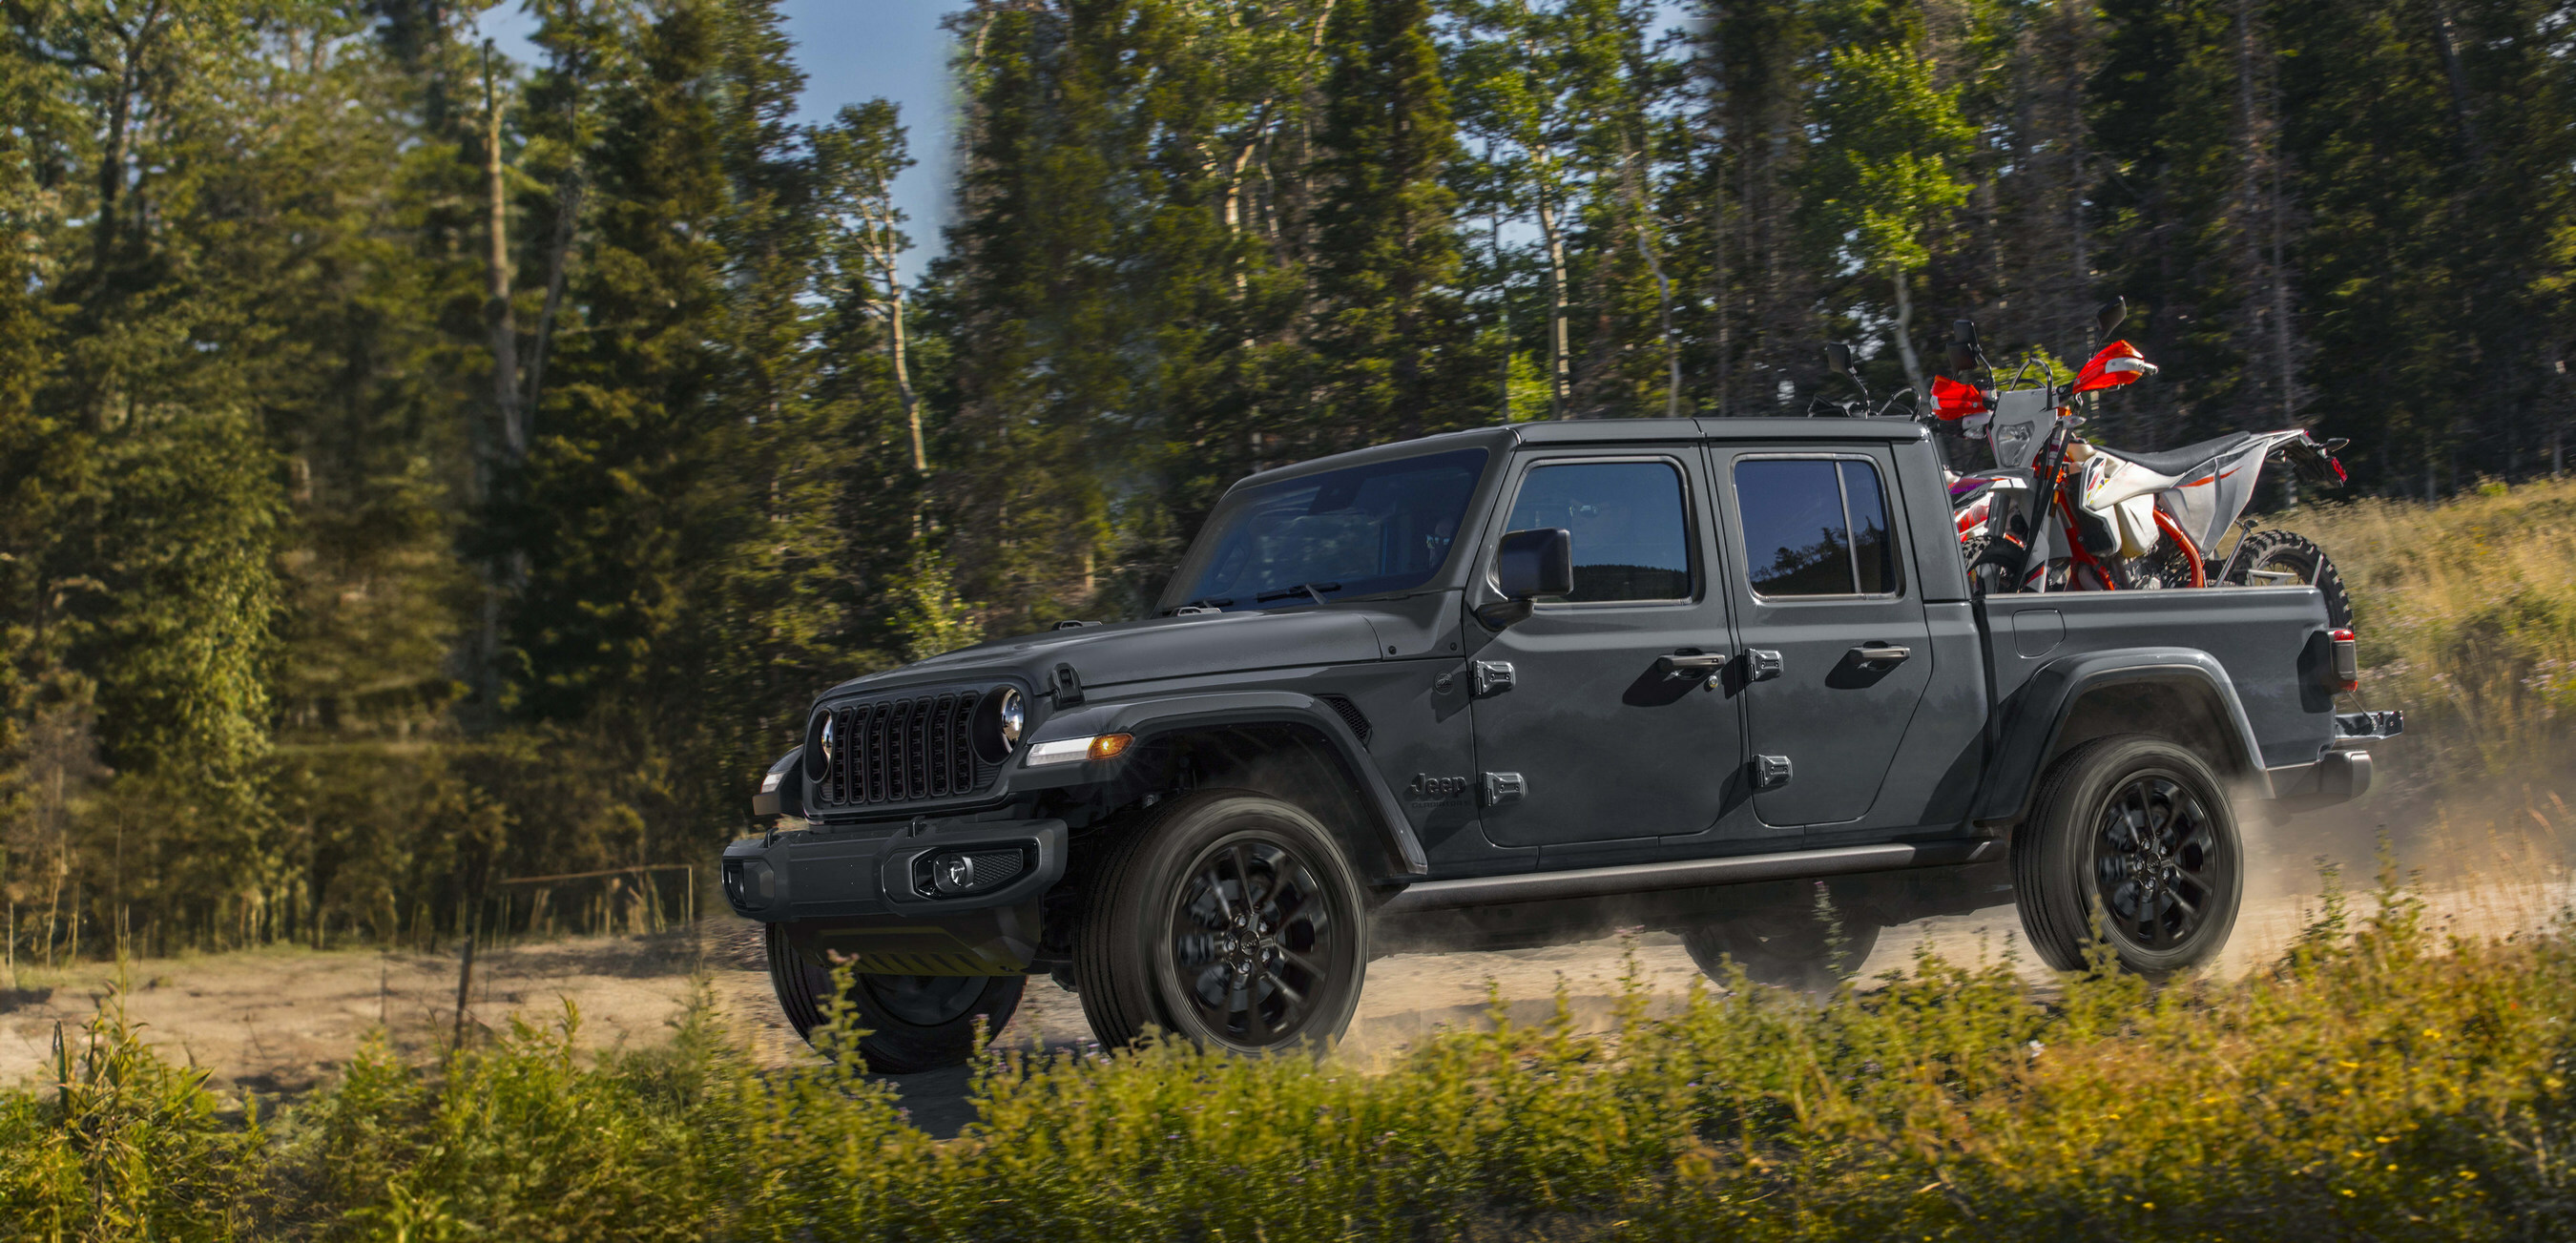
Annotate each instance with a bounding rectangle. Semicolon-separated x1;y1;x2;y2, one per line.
2095;295;2128;338
1823;342;1853;377
1951;319;1982;350
1497;527;1573;599
1481;527;1572;629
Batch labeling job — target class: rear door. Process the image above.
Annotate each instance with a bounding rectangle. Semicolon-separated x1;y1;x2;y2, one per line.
1465;449;1744;847
1715;448;1936;828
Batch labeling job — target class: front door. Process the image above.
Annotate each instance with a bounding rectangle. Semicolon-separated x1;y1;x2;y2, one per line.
1716;449;1936;829
1466;452;1743;847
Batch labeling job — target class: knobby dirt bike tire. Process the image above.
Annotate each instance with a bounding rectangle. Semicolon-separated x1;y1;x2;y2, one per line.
2223;529;2354;629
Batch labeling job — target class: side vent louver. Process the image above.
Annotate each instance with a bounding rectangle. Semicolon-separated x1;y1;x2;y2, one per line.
1318;694;1372;746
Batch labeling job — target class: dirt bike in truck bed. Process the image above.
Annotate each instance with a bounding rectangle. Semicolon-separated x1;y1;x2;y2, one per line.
723;416;2403;1071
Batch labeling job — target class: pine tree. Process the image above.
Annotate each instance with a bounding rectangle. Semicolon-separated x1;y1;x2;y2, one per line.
1311;0;1480;445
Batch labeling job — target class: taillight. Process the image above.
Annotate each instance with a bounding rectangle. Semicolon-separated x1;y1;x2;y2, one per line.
2329;628;2358;693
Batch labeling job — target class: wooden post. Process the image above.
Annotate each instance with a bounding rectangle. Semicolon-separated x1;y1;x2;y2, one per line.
452;893;482;1049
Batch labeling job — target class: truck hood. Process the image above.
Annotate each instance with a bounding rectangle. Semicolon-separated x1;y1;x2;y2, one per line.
818;607;1392;701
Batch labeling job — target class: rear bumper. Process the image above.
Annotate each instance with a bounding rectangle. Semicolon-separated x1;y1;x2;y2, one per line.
721;818;1067;923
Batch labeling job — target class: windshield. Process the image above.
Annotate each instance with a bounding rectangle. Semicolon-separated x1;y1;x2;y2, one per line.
1164;447;1488;611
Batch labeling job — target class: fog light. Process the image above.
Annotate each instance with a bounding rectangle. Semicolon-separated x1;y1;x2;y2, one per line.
723;859;776;907
922;849;1027;897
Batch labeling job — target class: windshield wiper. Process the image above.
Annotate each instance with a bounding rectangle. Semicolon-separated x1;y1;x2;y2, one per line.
1254;581;1342;606
1168;596;1235;615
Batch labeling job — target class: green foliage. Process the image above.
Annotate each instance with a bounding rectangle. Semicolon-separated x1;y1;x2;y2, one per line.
7;890;2576;1238
0;990;265;1240
1803;40;1973;279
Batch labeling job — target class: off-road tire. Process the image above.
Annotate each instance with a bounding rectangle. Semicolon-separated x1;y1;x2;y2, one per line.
2225;529;2354;629
2013;735;2243;975
1073;790;1368;1054
1681;911;1880;992
764;923;1026;1074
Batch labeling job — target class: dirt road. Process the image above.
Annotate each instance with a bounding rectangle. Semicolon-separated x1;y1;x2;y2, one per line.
3;842;2565;1136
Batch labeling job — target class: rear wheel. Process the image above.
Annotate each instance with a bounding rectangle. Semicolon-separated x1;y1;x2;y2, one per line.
1074;790;1368;1054
2225;529;2354;628
1681;908;1880;992
764;924;1026;1073
2012;735;2243;975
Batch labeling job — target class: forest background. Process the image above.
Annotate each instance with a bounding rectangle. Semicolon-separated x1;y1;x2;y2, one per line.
0;0;2568;963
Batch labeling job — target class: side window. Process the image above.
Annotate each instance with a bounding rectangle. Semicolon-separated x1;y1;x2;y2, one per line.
1503;460;1693;603
1734;458;1904;598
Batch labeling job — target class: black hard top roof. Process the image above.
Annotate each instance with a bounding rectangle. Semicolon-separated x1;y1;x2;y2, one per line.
1235;416;1928;488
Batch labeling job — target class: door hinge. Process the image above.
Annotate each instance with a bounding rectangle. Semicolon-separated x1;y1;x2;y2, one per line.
1482;771;1527;806
1743;650;1784;683
1472;660;1516;696
1753;755;1793;790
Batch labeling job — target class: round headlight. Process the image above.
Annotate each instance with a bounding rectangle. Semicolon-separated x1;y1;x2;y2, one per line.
802;710;833;780
970;687;1025;764
998;689;1025;744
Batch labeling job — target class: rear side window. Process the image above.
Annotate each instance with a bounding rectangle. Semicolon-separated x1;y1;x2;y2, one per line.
1504;460;1693;603
1734;458;1903;598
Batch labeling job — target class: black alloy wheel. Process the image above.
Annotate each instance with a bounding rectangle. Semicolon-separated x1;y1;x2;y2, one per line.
1075;790;1368;1054
2089;773;2224;953
2014;734;2244;975
764;923;1027;1074
1163;836;1344;1046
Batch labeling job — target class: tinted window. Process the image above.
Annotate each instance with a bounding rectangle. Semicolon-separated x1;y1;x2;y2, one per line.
1735;458;1904;597
1504;461;1693;603
1170;448;1486;611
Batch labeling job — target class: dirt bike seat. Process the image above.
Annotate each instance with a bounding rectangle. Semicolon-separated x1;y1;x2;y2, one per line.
2105;431;2258;478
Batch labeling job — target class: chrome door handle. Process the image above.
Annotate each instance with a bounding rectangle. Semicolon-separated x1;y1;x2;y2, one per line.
1654;652;1729;676
1853;644;1912;664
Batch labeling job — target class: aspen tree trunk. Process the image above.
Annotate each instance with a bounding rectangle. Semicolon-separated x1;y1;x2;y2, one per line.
1534;170;1572;419
477;42;521;722
1890;267;1929;399
1621;140;1681;417
483;45;523;462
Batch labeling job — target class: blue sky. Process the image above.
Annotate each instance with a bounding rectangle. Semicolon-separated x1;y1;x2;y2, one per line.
478;0;959;264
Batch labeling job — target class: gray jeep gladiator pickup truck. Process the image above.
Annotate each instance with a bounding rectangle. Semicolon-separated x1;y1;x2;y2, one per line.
723;417;2402;1070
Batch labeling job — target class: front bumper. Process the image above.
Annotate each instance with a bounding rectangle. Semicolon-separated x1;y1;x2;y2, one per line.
723;818;1066;976
723;817;1065;922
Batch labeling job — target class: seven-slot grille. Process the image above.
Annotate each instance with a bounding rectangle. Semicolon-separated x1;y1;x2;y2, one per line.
809;689;997;810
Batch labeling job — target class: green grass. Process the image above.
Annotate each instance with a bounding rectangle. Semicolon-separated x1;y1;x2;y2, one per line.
2278;477;2576;786
4;869;2571;1240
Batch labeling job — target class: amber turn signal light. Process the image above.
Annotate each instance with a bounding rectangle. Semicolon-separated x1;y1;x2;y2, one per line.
1088;733;1134;761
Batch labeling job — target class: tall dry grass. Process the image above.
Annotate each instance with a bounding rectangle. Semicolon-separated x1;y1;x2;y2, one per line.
2268;477;2576;787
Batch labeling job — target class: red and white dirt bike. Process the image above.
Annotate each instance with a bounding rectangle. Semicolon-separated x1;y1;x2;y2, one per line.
1828;300;2355;627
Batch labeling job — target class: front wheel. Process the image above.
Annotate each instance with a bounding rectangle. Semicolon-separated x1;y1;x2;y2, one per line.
2225;529;2354;628
1073;790;1368;1054
764;924;1026;1073
2012;735;2244;975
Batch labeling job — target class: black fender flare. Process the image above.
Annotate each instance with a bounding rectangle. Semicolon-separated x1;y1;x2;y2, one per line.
1017;691;1429;878
1971;648;2268;825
